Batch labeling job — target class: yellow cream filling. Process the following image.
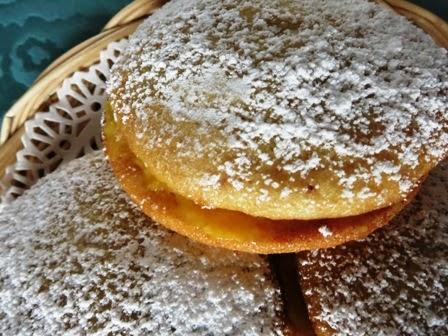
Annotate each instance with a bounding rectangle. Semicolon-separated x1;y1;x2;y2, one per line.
135;151;271;241
103;103;409;253
104;105;282;242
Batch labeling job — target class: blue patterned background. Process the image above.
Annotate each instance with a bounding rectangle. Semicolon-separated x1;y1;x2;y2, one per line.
0;0;131;121
0;0;446;122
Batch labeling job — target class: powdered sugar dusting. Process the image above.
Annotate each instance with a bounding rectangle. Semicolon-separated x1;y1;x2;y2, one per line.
318;225;332;238
298;160;448;335
108;0;448;208
0;152;285;335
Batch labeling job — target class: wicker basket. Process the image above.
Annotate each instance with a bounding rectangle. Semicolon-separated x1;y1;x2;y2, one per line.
0;0;447;177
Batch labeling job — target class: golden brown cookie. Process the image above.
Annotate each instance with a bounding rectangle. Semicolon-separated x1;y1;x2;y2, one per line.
107;0;447;221
297;161;448;335
0;152;287;335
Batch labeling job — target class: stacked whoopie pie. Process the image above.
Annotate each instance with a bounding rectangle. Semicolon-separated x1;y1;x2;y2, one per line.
104;0;447;253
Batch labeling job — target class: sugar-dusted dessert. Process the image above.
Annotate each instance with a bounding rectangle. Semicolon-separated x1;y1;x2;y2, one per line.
105;0;447;252
104;109;416;253
0;152;287;336
297;161;448;335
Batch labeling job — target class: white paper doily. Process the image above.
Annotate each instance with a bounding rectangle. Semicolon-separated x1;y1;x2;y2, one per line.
1;40;128;202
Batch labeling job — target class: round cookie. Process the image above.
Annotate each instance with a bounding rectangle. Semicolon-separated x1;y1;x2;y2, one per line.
107;0;448;220
297;160;448;336
0;152;286;335
104;107;419;254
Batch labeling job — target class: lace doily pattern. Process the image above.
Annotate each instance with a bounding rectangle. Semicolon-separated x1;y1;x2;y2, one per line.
1;40;128;202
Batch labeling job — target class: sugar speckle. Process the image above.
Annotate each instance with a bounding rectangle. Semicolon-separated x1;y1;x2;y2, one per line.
318;225;332;238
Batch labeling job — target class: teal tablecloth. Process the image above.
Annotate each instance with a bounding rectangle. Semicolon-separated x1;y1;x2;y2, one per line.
0;0;447;122
0;0;131;121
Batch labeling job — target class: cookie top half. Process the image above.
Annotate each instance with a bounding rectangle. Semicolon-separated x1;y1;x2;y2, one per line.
108;0;448;219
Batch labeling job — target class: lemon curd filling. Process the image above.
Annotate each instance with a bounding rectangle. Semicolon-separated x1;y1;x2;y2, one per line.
104;136;284;243
103;103;409;253
134;156;275;242
103;104;318;244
